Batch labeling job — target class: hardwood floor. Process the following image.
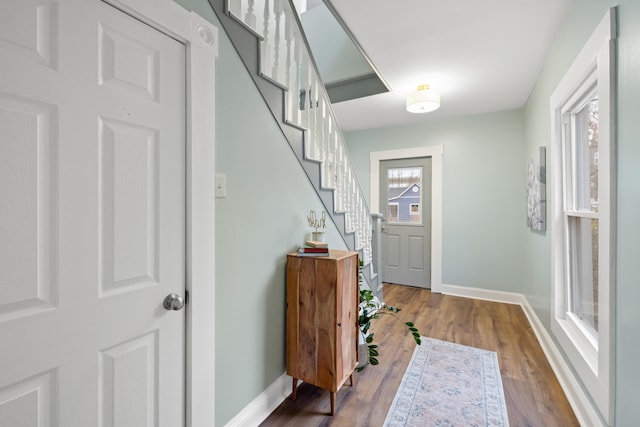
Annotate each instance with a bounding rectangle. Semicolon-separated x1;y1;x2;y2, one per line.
260;284;579;427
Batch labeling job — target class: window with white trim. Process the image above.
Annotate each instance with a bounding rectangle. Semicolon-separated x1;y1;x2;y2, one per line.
550;8;615;424
563;85;600;340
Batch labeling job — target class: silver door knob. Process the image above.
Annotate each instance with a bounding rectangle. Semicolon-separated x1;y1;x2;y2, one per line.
163;293;185;311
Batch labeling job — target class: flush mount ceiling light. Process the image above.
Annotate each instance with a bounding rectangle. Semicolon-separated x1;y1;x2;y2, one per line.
406;84;440;113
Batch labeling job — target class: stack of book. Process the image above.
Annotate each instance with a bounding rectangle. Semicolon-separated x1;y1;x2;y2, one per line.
297;240;329;257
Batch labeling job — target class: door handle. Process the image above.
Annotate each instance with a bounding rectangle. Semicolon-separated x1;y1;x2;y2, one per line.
163;293;185;311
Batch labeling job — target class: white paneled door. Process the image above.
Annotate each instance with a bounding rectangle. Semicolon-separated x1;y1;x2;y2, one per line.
0;0;187;426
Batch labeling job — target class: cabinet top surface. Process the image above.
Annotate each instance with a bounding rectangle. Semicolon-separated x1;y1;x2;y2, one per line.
288;250;358;261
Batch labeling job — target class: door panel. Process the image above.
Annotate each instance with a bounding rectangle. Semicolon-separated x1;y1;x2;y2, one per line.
380;158;432;288
100;118;160;295
385;234;401;268
99;22;161;101
0;1;186;425
408;234;425;271
100;332;158;427
0;95;57;321
0;0;59;70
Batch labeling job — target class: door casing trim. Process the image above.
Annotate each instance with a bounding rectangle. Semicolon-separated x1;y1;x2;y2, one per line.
370;146;443;293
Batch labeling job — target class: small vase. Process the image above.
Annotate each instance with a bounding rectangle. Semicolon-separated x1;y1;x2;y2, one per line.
311;231;324;242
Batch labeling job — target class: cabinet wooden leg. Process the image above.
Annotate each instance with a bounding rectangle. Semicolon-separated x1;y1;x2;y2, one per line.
329;391;336;416
349;373;354;387
291;378;297;400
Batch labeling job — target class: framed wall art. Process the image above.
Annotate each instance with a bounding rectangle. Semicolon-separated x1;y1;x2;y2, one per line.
527;147;546;232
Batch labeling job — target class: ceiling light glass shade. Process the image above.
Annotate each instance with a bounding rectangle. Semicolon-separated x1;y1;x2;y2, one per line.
406;84;440;113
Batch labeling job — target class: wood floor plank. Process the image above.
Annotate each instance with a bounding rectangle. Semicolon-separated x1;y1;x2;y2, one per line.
502;377;541;427
260;284;578;426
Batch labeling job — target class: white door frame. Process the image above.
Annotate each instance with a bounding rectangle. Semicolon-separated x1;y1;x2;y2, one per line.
103;0;218;425
371;146;443;293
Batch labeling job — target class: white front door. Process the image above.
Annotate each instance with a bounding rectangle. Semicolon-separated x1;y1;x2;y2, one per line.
0;0;187;425
380;157;432;288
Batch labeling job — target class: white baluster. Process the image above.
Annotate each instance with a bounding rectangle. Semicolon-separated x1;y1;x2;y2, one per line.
227;0;242;19
261;0;271;77
245;0;256;30
306;99;315;159
272;0;282;81
310;77;321;161
287;38;303;127
326;128;336;190
306;78;317;160
346;171;354;233
301;51;310;129
335;142;345;211
284;7;292;88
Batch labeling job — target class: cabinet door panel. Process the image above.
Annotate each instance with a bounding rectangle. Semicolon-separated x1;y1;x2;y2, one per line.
336;255;358;383
315;258;336;390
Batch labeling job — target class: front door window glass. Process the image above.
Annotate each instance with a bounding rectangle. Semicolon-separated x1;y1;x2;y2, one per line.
387;167;422;224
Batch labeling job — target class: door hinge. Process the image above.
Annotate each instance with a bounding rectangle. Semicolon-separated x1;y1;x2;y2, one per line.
185;290;190;304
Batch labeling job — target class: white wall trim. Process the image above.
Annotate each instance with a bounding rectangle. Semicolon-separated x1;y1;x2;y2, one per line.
224;373;295;427
440;283;606;426
102;1;218;426
370;146;443;293
519;297;606;427
439;284;524;305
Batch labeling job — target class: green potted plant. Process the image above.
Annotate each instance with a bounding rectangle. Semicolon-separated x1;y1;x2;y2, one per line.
357;260;421;371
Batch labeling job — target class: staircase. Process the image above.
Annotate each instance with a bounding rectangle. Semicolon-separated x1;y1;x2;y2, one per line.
208;0;382;296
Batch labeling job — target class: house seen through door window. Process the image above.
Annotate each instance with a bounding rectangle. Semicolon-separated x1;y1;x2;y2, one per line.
387;167;422;224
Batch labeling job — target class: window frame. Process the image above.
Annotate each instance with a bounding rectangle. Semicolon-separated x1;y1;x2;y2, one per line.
387;202;399;222
561;80;600;348
549;7;616;424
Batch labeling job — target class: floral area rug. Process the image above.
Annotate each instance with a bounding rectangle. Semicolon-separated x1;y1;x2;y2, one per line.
383;337;509;427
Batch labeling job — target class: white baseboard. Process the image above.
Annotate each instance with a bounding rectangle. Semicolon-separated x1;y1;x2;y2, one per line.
518;297;606;426
226;285;604;427
440;283;605;427
439;283;524;304
224;373;294;427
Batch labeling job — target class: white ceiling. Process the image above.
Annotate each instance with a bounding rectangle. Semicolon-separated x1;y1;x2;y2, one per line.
326;0;575;132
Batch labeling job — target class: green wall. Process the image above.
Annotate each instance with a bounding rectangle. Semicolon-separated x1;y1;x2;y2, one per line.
175;1;348;425
523;0;640;424
346;111;526;292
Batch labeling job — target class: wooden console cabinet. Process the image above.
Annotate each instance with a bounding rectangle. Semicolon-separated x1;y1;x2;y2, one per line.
286;250;359;415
